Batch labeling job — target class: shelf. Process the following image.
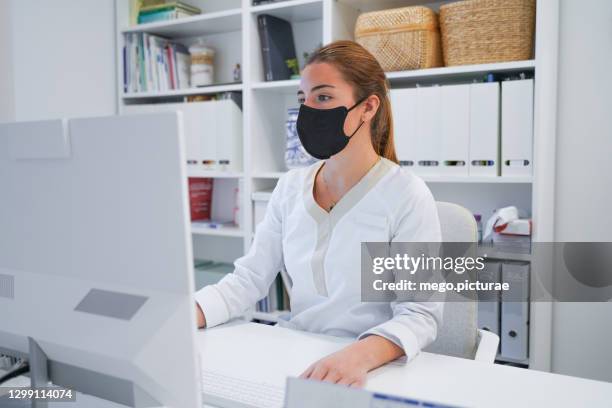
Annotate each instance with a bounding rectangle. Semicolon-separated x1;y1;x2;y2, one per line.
477;247;532;262
191;223;245;238
252;171;286;179
252;190;273;201
251;79;301;91
337;0;439;10
421;175;533;184
121;8;242;37
122;83;242;99
386;60;536;86
250;0;323;22
250;62;535;92
251;171;531;184
188;170;243;179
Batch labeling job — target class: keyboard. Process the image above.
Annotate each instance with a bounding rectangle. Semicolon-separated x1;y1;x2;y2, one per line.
201;370;285;408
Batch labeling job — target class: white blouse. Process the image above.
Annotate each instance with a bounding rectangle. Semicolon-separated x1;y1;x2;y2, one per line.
195;157;443;362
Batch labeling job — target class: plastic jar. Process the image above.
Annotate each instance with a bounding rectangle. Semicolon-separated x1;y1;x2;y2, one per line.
189;40;215;86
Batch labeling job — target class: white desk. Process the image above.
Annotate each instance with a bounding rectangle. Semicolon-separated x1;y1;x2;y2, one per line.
2;321;610;407
197;321;612;408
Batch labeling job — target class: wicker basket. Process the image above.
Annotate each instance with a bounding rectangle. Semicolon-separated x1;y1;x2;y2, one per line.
354;6;443;72
439;0;536;66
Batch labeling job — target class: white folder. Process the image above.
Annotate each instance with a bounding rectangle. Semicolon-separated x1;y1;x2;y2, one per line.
123;100;243;172
213;99;243;172
389;88;418;168
501;261;530;361
414;86;442;176
469;82;500;177
477;260;502;336
501;79;534;176
178;101;218;170
439;84;470;176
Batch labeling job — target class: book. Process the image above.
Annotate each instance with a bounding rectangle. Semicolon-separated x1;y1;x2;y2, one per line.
166;45;175;89
188;178;213;221
143;33;153;91
129;0;140;25
123;32;189;92
257;14;297;81
276;276;284;311
139;1;201;15
175;45;190;89
137;1;200;23
138;33;146;91
138;8;198;24
151;36;164;90
122;46;127;92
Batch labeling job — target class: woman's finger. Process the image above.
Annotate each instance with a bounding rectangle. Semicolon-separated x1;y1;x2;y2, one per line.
349;378;365;388
337;377;352;386
299;364;315;379
321;369;341;384
309;364;329;381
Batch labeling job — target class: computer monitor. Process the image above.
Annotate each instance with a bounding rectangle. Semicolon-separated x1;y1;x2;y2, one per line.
0;113;203;407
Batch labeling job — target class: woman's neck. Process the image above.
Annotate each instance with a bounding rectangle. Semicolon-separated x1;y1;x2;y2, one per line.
321;134;380;192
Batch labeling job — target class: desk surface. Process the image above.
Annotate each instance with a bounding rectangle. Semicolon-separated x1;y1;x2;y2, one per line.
197;321;612;408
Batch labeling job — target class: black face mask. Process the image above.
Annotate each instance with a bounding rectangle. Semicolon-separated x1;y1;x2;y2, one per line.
296;97;367;160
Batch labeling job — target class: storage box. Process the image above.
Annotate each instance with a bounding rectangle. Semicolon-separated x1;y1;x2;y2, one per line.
439;0;536;66
355;6;443;72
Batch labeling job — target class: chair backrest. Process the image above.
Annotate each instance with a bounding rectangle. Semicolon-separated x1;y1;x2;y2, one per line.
423;202;479;359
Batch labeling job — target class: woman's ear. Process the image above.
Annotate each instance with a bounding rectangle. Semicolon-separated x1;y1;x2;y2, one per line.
362;94;381;122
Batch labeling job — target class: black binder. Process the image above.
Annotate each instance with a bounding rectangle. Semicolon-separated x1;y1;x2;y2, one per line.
257;14;297;81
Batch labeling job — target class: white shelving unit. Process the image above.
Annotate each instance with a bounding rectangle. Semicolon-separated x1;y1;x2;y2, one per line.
120;8;243;37
191;223;246;237
114;0;559;372
386;59;536;83
187;170;244;178
122;83;243;100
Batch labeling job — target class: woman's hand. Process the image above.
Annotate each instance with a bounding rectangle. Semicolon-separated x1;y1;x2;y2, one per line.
195;302;206;328
299;343;369;387
299;335;404;388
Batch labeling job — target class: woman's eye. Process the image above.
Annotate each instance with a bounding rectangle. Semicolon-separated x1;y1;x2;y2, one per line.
317;95;331;102
298;97;305;104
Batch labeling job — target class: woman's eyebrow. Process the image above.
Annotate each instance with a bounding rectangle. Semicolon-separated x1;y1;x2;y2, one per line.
297;84;335;96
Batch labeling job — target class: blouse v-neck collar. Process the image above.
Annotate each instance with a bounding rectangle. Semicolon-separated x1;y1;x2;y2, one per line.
303;157;393;225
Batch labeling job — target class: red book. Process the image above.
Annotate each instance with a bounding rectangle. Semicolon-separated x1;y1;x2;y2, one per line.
189;178;213;221
166;45;175;89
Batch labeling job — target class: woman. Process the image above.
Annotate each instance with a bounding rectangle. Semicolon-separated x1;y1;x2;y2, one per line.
194;40;442;387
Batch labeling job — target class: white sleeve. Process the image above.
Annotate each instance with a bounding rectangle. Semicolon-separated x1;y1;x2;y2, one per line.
194;175;286;328
358;181;443;363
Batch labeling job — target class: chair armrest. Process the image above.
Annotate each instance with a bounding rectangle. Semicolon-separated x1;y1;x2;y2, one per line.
474;329;500;363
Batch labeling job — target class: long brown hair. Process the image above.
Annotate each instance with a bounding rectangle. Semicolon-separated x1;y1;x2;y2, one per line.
306;40;398;163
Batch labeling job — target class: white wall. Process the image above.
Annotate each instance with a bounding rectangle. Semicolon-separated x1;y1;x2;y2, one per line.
0;0;16;122
551;0;612;382
5;0;117;121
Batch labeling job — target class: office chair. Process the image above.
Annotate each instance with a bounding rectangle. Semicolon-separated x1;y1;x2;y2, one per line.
275;201;499;363
422;202;499;363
